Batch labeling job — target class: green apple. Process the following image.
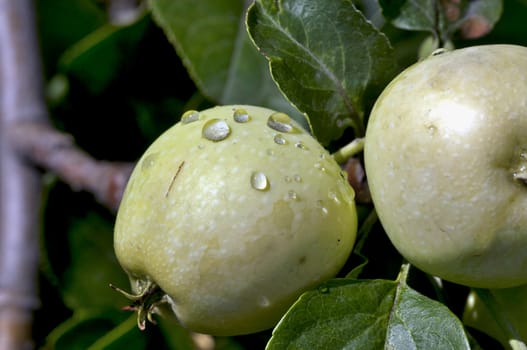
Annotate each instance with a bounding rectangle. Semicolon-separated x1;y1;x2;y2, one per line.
364;45;527;288
113;105;357;336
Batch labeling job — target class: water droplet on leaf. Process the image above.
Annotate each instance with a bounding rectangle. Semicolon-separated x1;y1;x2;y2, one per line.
318;286;329;294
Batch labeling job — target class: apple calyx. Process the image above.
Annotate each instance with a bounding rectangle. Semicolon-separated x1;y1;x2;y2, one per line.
110;280;169;330
512;151;527;185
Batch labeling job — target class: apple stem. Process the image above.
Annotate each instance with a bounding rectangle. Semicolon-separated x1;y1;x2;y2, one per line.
397;262;411;286
332;138;364;164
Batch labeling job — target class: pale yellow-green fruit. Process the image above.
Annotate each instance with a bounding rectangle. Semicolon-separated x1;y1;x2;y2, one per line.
364;45;527;288
114;105;357;336
463;285;527;348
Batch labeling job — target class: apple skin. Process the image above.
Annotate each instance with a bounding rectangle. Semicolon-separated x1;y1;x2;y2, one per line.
114;105;357;336
364;45;527;288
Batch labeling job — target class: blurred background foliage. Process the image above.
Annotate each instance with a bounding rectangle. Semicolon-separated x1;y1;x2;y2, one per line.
36;1;204;348
33;0;527;349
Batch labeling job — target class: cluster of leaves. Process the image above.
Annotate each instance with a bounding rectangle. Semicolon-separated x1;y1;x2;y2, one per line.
35;0;527;349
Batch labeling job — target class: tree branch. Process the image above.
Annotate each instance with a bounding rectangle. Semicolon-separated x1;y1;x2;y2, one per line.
0;0;46;348
0;1;135;348
10;122;134;212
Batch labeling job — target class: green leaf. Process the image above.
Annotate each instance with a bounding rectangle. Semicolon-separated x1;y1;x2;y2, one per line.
267;278;470;349
247;0;397;145
379;0;438;33
345;252;368;279
345;207;377;278
59;14;150;94
85;314;147;350
61;212;130;313
387;285;470;349
44;313;146;350
379;0;503;43
37;0;106;68
148;0;305;127
267;279;394;349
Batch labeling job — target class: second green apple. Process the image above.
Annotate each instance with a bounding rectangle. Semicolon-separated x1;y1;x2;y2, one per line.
365;45;527;288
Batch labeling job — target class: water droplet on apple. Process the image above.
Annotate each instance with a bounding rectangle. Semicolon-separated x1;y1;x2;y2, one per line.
251;172;270;191
141;153;157;170
202;119;231;141
315;200;328;215
328;190;340;204
426;124;438;135
258;296;270;307
181;110;200;124
337;179;354;204
314;162;326;172
233;108;251;123
273;134;288;145
287;190;299;201
267;112;298;133
295;141;308;150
